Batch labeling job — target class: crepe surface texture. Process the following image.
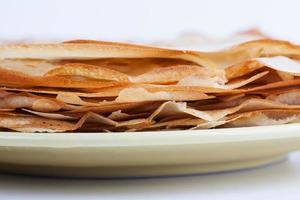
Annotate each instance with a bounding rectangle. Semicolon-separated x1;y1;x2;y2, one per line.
2;31;300;132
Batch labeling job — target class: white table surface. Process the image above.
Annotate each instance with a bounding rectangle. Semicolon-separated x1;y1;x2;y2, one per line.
0;151;299;200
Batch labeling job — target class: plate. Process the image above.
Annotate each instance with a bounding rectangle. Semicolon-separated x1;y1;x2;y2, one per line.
0;124;300;178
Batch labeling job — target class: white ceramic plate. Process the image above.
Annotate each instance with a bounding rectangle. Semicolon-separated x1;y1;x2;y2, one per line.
0;124;300;178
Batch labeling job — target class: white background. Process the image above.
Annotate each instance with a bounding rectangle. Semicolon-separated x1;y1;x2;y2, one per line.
2;0;300;42
1;0;300;199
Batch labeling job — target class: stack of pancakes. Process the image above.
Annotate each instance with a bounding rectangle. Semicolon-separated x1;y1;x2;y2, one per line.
1;38;300;132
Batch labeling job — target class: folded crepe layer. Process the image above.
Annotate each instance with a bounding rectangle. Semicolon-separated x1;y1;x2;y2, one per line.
2;39;300;66
0;67;123;88
198;39;300;69
143;109;300;131
0;113;77;132
248;79;300;91
178;71;268;89
0;110;151;132
60;58;197;77
2;55;300;87
224;109;300;128
64;101;153;115
131;65;208;84
226;56;300;80
108;110;149;121
45;63;130;82
0;41;214;68
0;91;61;112
0;59;218;87
195;95;261;110
266;90;300;105
0;85;241;98
115;87;213;102
54;90;211;106
22;109;78;120
146;116;242;130
0;59;202;83
148;98;300;122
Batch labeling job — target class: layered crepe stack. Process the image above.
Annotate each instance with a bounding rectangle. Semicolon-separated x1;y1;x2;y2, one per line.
1;36;300;132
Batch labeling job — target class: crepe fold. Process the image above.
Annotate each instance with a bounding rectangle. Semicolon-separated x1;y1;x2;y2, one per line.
1;37;300;132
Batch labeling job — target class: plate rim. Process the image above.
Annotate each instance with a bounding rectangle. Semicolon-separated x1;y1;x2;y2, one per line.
0;123;300;148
